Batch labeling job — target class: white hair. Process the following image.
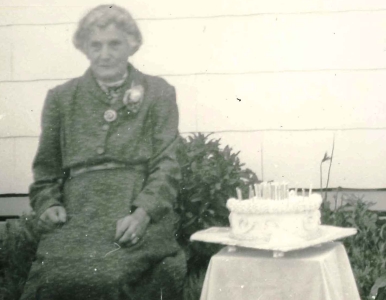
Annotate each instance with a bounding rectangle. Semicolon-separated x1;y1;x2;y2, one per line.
73;4;142;55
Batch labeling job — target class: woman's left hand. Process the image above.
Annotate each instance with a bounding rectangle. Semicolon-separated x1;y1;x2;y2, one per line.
115;207;150;245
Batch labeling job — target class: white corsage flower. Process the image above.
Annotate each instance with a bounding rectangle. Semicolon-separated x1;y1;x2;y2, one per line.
123;84;144;114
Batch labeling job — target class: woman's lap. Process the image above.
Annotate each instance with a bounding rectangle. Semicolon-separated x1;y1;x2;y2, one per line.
126;249;187;300
21;228;185;300
21;169;186;299
21;250;151;300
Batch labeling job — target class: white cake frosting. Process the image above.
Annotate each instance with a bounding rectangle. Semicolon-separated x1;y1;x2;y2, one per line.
227;183;323;243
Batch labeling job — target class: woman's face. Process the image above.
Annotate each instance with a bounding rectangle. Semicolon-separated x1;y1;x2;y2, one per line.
85;23;134;82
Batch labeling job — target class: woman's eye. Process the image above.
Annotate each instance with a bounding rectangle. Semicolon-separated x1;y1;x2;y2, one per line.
90;42;101;50
110;41;121;48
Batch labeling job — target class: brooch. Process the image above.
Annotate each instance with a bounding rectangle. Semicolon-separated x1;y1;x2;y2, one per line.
123;84;144;114
104;109;117;122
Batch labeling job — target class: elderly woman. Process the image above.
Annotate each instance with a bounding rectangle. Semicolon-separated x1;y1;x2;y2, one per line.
20;5;186;300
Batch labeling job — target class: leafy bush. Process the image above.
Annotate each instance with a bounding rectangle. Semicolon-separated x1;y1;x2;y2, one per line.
182;266;207;300
322;193;386;300
176;133;259;262
0;215;40;300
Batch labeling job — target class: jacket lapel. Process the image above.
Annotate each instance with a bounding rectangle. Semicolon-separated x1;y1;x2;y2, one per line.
78;63;147;112
78;67;111;105
111;64;146;113
79;63;146;111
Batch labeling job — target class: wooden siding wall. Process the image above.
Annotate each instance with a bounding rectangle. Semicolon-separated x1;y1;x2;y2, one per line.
1;1;386;195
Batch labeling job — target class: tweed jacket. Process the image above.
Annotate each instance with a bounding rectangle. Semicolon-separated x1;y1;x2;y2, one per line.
29;63;181;222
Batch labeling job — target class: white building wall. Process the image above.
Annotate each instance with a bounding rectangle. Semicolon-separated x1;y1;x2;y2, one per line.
1;1;386;194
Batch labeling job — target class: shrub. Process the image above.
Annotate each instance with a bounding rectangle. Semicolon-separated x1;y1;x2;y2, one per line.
175;133;259;264
0;215;40;300
321;193;386;300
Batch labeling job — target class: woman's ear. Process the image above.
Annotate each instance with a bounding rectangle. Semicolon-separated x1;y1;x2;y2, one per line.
83;45;92;60
127;36;140;56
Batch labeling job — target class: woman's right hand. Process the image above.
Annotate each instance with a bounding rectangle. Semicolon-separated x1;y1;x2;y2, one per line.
38;206;67;231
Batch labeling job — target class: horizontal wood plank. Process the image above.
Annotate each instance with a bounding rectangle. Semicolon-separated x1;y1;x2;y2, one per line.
1;1;386;25
0;77;197;138
2;130;386;193
191;71;386;132
0;139;15;193
332;130;386;189
0;80;66;137
2;11;386;81
0;196;31;216
0;138;37;194
262;130;386;189
207;131;263;180
3;71;386;137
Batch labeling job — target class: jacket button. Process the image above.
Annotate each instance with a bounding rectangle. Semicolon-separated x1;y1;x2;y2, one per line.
102;124;109;131
96;147;104;155
104;109;117;122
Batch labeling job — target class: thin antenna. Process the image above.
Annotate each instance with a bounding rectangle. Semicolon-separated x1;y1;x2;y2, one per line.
260;134;264;181
324;132;336;201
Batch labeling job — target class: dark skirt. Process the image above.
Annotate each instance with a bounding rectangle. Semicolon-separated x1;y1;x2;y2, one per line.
20;168;186;300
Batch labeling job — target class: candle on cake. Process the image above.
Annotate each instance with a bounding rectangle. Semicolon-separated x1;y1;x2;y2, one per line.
248;185;255;198
254;183;260;200
236;188;243;200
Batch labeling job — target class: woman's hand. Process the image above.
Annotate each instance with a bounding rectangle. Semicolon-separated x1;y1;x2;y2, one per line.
38;206;67;231
115;207;150;245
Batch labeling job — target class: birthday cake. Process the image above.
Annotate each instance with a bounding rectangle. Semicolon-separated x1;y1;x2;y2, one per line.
226;182;323;244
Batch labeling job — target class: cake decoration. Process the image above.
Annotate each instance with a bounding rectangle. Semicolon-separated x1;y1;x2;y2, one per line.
227;182;322;243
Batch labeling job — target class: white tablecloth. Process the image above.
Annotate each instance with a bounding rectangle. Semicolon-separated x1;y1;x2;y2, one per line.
200;242;360;300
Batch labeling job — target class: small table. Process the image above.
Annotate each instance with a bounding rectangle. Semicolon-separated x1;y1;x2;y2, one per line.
200;242;360;300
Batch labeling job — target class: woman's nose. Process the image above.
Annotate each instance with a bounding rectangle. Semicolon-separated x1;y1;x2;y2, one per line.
100;45;111;60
